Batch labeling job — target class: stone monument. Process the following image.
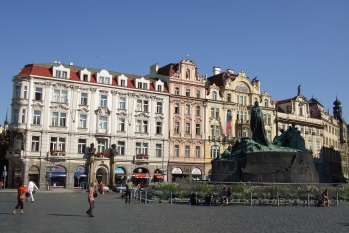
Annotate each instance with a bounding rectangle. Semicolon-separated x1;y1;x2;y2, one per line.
211;101;319;183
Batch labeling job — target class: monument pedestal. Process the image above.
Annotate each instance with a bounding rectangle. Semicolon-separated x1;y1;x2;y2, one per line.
212;152;319;183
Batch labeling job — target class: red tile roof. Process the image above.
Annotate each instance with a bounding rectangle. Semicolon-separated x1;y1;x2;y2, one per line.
16;63;169;93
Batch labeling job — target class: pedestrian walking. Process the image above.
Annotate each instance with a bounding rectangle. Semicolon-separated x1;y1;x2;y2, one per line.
125;180;133;203
86;183;95;217
99;181;104;195
0;180;3;190
27;179;39;202
12;182;27;215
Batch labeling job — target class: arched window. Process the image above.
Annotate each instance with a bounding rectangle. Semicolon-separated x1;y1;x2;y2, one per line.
299;107;303;116
212;91;217;100
210;145;220;159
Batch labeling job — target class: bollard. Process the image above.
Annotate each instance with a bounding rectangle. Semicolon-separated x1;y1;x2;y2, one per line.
250;193;253;206
336;193;338;206
170;191;173;204
307;193;309;206
277;192;279;206
145;190;147;204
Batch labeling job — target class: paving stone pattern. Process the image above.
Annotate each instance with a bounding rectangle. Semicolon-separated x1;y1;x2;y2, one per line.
0;192;348;233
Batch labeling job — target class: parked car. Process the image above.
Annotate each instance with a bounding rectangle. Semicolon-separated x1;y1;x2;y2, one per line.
113;184;127;192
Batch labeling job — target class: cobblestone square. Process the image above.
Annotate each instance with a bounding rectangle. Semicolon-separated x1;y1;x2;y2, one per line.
0;191;348;233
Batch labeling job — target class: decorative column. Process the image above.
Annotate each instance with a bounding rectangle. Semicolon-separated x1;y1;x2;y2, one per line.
88;143;96;183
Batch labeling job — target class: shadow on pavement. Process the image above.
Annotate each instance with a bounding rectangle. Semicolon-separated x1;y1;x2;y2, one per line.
0;213;15;215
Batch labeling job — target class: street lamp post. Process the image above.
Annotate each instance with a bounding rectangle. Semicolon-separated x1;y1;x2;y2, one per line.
3;165;7;190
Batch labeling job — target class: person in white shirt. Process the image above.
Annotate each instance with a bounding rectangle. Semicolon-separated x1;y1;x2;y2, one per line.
27;180;39;203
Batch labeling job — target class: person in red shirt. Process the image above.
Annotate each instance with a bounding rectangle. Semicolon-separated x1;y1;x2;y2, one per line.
12;182;27;215
99;181;104;195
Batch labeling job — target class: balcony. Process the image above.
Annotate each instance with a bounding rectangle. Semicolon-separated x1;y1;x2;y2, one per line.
208;136;221;142
49;150;67;160
7;148;23;157
236;120;250;124
224;136;235;143
134;154;149;164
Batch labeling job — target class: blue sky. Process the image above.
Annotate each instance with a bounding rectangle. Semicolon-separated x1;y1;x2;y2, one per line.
1;0;348;124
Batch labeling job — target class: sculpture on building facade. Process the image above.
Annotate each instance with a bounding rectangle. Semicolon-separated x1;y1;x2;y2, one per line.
88;143;96;154
110;144;118;156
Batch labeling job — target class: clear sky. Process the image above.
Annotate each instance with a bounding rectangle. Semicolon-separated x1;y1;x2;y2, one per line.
1;0;348;124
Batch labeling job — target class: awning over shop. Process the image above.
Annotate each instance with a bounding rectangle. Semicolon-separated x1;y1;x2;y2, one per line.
133;173;150;179
46;172;66;177
154;174;164;179
115;174;127;177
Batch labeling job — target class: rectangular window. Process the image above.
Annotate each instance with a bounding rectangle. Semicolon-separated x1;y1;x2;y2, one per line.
118;118;125;131
121;80;126;86
156;144;162;157
243;96;247;105
195;146;200;158
174;103;180;114
53;90;67;103
185;145;190;158
21;109;26;124
55;70;61;77
99;76;105;83
196;90;200;98
50;137;57;150
80;115;87;128
83;74;88;81
309;128;312;134
35;87;42;101
174;145;179;157
97;139;107;152
53;90;60;102
196;106;200;116
137;100;148;112
78;139;86;153
81;93;88;105
117;141;125;155
15;86;21;98
58;138;65;151
156;102;162;113
240;96;243;104
186;89;190;97
196;124;201;135
60;90;67;102
52;112;59;126
185;105;190;115
215;108;219;118
316;129;320;136
119;97;126;109
13;109;19;123
105;77;110;84
211;108;214;118
142;143;148;154
143;83;148;89
174;122;179;133
98;116;107;133
210;125;214;136
215;126;220;136
136;120;148;133
267;114;271;124
175;88;179;95
185;123;190;134
100;95;107;107
31;136;40;151
227;94;231;102
138;82;143;89
156;122;162;134
62;71;67;79
157;85;162;91
24;86;27;99
33;110;41;124
59;113;66;127
316;142;320;150
236;95;239;104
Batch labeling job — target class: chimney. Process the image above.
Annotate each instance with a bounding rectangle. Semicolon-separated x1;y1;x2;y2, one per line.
226;69;234;74
150;63;159;74
69;62;74;66
213;66;221;75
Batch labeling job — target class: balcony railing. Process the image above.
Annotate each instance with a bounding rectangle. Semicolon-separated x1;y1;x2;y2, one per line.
7;148;23;157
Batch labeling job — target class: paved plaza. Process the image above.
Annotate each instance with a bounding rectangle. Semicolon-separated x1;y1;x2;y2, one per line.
0;190;348;233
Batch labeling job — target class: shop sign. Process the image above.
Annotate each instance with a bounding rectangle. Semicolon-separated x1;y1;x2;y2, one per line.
171;167;183;174
75;166;86;173
192;168;201;174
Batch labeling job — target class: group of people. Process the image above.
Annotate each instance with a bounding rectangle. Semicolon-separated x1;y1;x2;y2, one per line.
189;187;233;206
12;180;39;215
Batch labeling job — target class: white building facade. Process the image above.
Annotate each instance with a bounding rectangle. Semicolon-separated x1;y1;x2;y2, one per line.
7;62;169;189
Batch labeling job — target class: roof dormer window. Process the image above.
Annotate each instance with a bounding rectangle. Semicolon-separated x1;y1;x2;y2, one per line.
117;74;128;87
154;79;164;92
79;68;91;82
97;69;112;85
135;77;150;90
53;64;70;79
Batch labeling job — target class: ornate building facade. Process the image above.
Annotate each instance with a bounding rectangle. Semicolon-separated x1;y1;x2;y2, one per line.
204;68;276;179
150;60;206;182
6;62;170;189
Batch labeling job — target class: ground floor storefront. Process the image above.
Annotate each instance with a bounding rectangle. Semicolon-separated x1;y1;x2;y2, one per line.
167;163;205;183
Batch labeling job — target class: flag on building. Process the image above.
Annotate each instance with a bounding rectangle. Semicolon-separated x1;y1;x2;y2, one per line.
226;113;233;135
